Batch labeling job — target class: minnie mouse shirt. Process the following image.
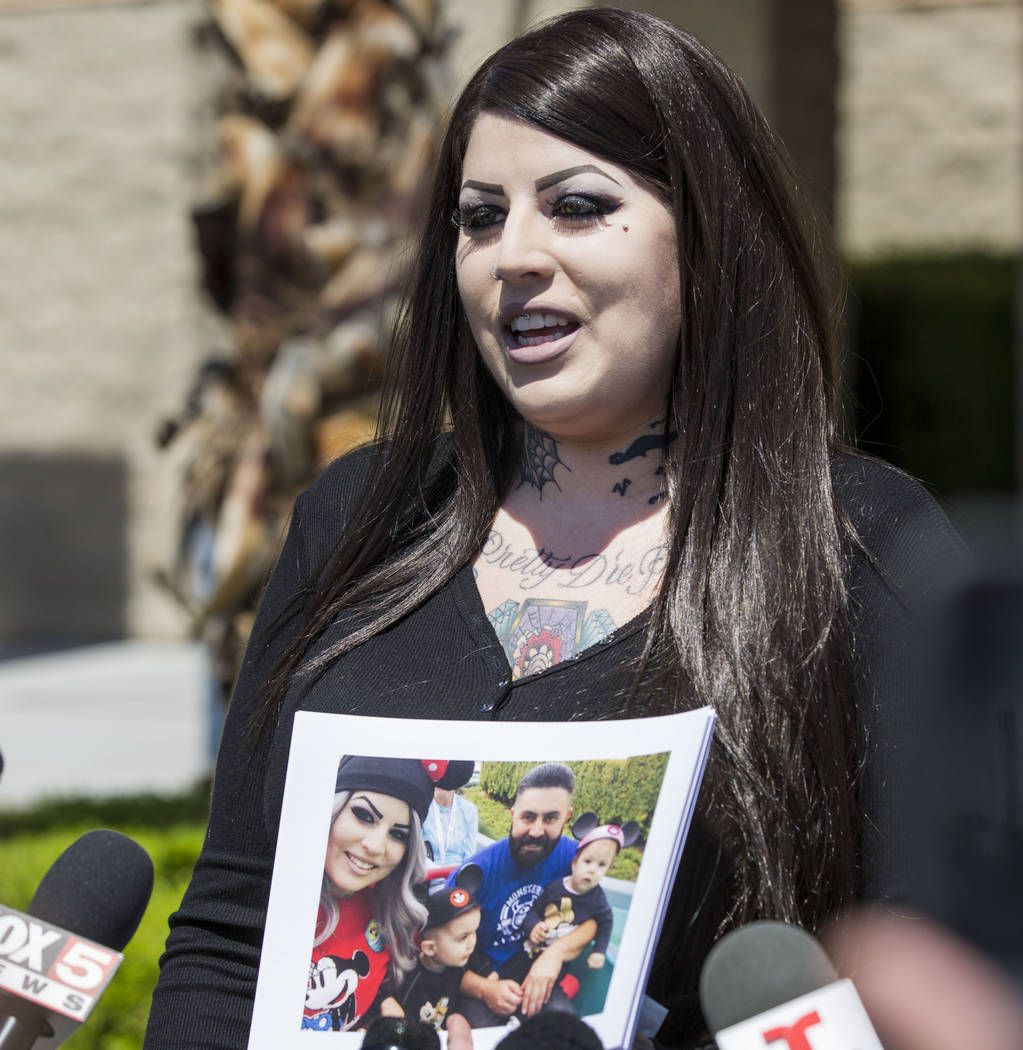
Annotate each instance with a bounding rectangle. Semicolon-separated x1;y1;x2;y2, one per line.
303;892;390;1032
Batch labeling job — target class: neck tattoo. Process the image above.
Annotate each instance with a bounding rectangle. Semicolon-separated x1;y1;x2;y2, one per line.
518;423;569;499
607;419;673;504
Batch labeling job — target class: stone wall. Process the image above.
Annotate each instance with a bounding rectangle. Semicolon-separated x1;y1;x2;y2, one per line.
0;0;1017;645
0;0;212;642
837;0;1022;257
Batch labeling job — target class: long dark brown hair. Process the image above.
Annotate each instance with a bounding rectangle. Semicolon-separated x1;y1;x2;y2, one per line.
260;7;858;938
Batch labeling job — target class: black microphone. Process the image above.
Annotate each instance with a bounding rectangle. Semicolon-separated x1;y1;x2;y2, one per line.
360;1016;441;1050
0;830;154;1050
495;1012;605;1049
699;921;883;1050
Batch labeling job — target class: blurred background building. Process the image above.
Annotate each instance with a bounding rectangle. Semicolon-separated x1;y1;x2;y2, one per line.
0;0;1020;799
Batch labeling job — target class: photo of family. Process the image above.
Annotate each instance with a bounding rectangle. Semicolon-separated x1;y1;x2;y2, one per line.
303;754;666;1035
249;709;715;1050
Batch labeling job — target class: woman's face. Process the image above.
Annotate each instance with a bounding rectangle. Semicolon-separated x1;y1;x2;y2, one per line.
455;111;681;445
324;791;411;897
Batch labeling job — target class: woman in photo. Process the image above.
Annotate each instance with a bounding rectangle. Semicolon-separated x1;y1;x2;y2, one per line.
144;8;965;1048
303;756;432;1032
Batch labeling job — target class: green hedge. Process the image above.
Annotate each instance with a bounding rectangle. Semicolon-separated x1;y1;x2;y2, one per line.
460;783;512;840
0;788;209;1050
848;252;1017;494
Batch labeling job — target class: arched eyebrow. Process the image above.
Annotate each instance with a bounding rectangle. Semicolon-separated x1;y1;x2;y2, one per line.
461;180;503;195
535;165;622;190
352;793;411;830
353;794;384;819
460;164;622;197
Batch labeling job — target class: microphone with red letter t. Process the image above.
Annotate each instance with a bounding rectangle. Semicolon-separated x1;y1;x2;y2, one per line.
0;830;153;1050
699;922;885;1050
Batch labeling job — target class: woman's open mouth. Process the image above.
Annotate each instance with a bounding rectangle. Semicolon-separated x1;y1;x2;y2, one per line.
503;311;580;363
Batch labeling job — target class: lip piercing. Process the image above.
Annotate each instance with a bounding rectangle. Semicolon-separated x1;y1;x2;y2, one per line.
622;224;629;232
490;264;500;280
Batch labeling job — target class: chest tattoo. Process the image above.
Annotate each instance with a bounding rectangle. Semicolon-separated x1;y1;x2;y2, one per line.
487;597;617;680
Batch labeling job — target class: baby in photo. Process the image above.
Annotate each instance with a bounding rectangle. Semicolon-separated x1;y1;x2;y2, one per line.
523;815;639;973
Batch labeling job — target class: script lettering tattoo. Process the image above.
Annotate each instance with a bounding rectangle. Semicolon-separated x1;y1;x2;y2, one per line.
519;424;569;498
479;530;668;597
612;478;632;497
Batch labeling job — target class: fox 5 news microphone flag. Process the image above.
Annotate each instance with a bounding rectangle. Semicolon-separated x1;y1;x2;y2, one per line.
0;830;152;1049
0;905;124;1048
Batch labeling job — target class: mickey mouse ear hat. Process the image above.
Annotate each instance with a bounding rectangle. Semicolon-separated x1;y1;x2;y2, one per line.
336;756;453;823
425;864;483;930
435;760;475;791
572;812;641;852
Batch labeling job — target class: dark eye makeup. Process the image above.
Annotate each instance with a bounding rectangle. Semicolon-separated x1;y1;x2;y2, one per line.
452;192;621;235
550;193;621;228
451;203;505;232
349;804;408;843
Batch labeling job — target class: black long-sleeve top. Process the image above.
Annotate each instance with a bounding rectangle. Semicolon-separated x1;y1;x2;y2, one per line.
142;449;967;1049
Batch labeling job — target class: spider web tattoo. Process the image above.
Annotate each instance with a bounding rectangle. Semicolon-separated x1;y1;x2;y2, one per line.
518;425;569;498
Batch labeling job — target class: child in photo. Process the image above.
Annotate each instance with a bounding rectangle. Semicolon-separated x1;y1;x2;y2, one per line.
506;816;639;986
380;866;490;1031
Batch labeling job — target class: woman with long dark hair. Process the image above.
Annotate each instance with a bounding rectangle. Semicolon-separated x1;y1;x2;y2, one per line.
303;757;430;1032
144;9;964;1048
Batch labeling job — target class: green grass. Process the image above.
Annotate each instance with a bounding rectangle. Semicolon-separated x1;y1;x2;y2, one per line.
0;777;645;1050
0;786;210;1050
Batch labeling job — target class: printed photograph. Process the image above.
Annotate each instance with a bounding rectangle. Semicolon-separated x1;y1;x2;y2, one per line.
302;752;668;1035
249;709;714;1050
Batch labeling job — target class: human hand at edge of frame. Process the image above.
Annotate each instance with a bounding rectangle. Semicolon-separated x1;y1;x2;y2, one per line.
823;905;1023;1050
378;996;403;1018
445;1012;474;1050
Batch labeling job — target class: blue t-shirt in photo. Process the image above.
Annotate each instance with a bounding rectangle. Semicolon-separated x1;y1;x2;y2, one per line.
448;836;577;970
